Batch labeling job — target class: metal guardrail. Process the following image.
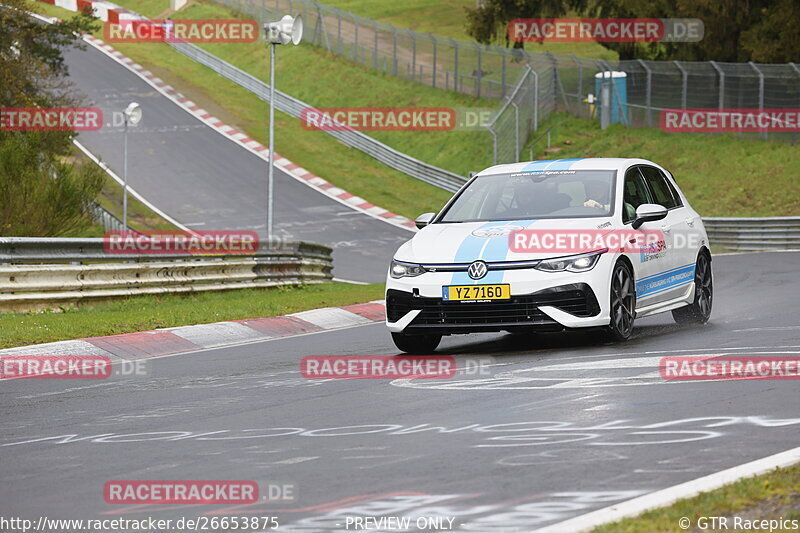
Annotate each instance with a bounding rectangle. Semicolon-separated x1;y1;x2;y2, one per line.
168;41;468;193
703;217;800;251
0;238;333;312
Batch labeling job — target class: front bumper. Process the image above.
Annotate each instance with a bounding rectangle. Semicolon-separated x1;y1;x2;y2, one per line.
386;283;605;335
385;253;616;334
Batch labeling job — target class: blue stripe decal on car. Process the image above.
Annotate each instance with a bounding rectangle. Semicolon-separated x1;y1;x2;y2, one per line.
636;263;696;297
450;221;510;285
521;158;583;172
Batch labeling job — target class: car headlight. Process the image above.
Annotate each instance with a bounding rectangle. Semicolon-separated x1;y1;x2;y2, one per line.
535;250;605;273
390;260;427;278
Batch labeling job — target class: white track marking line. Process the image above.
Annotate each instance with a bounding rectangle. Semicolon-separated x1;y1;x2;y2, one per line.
536;445;800;533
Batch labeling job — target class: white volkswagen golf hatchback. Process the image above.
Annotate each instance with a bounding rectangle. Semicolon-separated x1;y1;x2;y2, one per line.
385;158;713;353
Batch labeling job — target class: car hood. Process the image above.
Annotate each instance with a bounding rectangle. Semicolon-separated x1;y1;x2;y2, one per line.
395;218;617;263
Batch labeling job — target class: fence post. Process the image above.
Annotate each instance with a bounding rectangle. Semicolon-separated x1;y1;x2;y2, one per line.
430;33;437;89
352;13;358;63
638;59;653;127
450;38;459;94
501;47;507;100
410;30;417;82
337;10;342;55
571;55;582;117
512;102;520;162
532;66;539;132
489;125;498;165
674;60;687;109
749;61;767;140
710;61;725;110
392;26;398;76
474;42;482;99
791;63;800;145
373;20;379;70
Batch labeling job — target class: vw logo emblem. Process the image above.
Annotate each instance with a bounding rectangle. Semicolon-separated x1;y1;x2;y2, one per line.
467;260;488;280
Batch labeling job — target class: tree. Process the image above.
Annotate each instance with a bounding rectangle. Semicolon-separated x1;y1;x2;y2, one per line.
464;0;800;62
0;1;104;236
465;0;587;50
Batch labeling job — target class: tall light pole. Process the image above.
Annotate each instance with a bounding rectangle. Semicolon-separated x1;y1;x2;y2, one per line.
122;102;142;230
264;14;303;243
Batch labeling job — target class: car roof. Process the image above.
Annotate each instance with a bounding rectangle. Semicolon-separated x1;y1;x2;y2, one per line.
475;158;658;177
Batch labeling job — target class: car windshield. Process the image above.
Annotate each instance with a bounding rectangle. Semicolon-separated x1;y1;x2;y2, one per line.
439;169;616;223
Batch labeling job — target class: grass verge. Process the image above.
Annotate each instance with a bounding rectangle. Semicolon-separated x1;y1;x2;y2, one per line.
0;282;385;349
590;463;800;533
535;113;800;217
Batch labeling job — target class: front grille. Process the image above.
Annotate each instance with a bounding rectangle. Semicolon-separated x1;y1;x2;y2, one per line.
386;284;599;330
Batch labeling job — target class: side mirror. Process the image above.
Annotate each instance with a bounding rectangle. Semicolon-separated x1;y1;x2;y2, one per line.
632;203;667;229
415;212;436;229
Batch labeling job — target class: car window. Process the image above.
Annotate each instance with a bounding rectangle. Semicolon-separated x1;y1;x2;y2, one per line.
640;166;681;209
622;167;652;223
439;170;616;222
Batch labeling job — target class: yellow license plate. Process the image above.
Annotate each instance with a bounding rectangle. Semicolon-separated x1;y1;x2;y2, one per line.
443;284;511;302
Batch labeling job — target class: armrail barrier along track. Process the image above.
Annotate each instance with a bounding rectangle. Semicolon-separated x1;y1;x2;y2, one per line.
0;237;333;312
703;217;800;251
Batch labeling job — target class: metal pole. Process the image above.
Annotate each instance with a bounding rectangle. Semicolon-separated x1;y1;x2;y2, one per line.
373;21;378;70
572;55;582;117
430;33;437;89
512;102;520;162
638;59;652;127
267;43;275;242
532;67;539;132
123;119;128;230
749;61;766;140
710;61;724;110
674;60;687;109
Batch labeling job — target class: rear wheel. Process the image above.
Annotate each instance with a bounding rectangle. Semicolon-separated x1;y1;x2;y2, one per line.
606;261;636;341
673;252;712;325
391;332;442;354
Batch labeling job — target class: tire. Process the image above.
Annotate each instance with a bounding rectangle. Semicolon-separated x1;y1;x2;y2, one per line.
673;252;712;325
606;261;636;341
391;332;442;354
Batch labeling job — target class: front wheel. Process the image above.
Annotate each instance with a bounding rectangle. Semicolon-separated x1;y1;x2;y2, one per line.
673;252;712;325
606;261;636;341
391;332;442;354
